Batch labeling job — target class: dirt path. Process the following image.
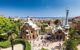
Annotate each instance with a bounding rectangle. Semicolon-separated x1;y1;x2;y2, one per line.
1;44;23;50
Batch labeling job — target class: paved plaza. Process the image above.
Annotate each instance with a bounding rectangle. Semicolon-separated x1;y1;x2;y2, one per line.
77;45;80;50
1;44;23;50
30;35;64;50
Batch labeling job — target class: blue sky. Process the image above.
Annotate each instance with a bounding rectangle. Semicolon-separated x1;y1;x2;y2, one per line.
0;0;80;17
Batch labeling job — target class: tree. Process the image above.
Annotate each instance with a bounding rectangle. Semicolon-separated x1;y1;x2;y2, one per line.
64;39;78;50
64;28;79;50
54;19;61;26
69;28;76;39
69;28;80;40
0;16;19;40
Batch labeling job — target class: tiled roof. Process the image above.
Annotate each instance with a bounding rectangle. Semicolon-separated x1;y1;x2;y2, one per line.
27;18;40;30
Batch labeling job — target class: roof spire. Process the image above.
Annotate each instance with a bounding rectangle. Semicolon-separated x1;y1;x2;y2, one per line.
27;16;30;21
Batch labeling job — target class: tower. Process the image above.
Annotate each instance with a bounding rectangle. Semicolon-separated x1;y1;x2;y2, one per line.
65;10;69;25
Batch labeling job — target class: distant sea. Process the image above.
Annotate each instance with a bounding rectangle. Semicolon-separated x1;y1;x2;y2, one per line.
20;16;73;20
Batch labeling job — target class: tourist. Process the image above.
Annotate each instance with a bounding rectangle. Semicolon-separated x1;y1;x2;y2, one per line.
51;47;54;50
59;43;62;50
38;44;40;47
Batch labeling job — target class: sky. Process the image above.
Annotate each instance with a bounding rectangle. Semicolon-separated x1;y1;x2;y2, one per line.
0;0;80;17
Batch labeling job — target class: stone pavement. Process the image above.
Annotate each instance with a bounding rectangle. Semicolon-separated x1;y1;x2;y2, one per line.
77;44;80;50
1;44;23;50
30;35;64;50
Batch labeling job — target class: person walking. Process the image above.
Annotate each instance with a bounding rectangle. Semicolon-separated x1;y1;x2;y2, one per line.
0;47;1;50
51;47;54;50
59;43;62;50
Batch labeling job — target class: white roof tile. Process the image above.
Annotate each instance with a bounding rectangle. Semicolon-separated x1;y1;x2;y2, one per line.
27;18;40;30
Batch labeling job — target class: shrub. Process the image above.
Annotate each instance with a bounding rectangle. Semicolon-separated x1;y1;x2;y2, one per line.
0;39;31;50
0;40;11;48
64;39;78;50
41;48;48;50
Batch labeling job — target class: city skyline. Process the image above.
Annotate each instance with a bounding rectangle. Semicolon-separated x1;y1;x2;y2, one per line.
0;0;80;17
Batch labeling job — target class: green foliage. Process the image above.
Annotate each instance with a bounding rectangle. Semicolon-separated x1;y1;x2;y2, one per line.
69;28;76;39
41;48;48;50
0;17;13;34
64;39;78;50
69;28;80;39
0;40;11;48
64;28;80;50
54;19;61;25
0;16;20;39
41;26;45;32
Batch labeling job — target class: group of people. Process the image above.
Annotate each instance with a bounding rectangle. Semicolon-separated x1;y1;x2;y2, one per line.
51;43;62;50
30;35;62;50
32;39;49;47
